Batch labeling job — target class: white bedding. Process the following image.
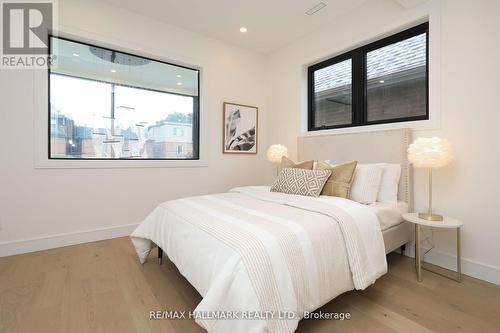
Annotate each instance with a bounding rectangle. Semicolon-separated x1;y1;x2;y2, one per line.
131;186;387;333
369;201;408;231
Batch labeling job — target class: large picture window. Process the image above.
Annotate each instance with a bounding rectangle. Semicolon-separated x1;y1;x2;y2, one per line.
308;22;428;131
49;36;200;159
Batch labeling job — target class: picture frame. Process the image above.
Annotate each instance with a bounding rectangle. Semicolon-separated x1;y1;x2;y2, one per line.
223;102;258;154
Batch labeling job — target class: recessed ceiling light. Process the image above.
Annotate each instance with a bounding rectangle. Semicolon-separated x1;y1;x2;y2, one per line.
177;82;183;86
110;69;116;73
176;74;181;78
239;27;248;33
379;80;385;83
72;53;79;57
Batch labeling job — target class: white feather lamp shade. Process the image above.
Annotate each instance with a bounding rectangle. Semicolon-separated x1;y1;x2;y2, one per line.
407;137;453;221
266;144;288;164
408;137;453;168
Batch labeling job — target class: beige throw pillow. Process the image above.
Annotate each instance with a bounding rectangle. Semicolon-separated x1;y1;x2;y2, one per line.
271;168;331;197
315;161;358;198
279;156;314;172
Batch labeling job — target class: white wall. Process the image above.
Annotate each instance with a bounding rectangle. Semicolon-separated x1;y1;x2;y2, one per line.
2;0;499;284
265;0;500;284
0;0;273;254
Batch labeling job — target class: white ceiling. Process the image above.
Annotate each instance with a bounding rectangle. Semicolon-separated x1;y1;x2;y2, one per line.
101;0;369;54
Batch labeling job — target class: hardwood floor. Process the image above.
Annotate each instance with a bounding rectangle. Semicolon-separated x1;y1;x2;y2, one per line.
1;237;499;333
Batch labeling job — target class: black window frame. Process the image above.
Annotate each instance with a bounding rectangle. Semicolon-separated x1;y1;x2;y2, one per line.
308;22;429;131
48;35;201;160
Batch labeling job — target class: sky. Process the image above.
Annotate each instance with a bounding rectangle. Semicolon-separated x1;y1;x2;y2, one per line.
50;74;194;130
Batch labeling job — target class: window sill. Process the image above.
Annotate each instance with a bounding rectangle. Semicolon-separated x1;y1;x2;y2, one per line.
34;158;208;169
299;118;439;137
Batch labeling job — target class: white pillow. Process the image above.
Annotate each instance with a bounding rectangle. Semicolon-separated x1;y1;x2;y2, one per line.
375;163;401;204
349;164;383;204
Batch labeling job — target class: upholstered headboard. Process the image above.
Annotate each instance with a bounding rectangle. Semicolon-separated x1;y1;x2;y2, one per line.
297;128;412;208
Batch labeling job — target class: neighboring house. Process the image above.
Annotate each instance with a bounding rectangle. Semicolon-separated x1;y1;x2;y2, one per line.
145;121;194;158
50;113;194;159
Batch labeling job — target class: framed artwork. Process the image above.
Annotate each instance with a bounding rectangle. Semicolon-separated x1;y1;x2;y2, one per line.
223;102;258;154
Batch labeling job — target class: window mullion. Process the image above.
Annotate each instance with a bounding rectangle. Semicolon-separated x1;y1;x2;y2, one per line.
110;83;115;158
352;51;365;125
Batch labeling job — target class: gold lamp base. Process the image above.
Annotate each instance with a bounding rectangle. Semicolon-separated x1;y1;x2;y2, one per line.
418;167;444;222
418;212;443;221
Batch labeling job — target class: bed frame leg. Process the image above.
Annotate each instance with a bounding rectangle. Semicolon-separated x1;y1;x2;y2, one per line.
158;247;163;265
400;244;406;256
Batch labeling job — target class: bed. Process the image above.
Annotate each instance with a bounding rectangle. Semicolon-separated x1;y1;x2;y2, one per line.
131;128;412;333
297;128;413;255
297;128;413;253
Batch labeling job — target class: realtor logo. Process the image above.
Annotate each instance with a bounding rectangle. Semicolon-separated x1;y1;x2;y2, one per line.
1;0;56;68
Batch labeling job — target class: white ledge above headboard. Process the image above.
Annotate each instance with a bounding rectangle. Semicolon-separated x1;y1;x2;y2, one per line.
298;128;412;207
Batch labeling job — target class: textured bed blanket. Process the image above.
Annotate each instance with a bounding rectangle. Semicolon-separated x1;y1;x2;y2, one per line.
131;186;387;333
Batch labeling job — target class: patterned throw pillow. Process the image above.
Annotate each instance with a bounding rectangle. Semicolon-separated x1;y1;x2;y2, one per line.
271;168;332;197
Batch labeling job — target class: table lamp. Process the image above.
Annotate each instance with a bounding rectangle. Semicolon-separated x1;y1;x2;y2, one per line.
266;144;288;175
407;137;453;221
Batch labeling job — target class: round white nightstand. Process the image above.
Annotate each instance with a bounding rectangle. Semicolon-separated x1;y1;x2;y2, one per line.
402;213;463;283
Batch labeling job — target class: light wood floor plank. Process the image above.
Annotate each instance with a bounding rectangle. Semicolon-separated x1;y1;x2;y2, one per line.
1;237;499;333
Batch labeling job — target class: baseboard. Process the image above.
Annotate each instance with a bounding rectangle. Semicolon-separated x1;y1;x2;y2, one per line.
402;244;500;285
3;226;499;285
0;223;139;257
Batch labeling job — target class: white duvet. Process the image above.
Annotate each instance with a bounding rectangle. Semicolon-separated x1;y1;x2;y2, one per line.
131;186;387;333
